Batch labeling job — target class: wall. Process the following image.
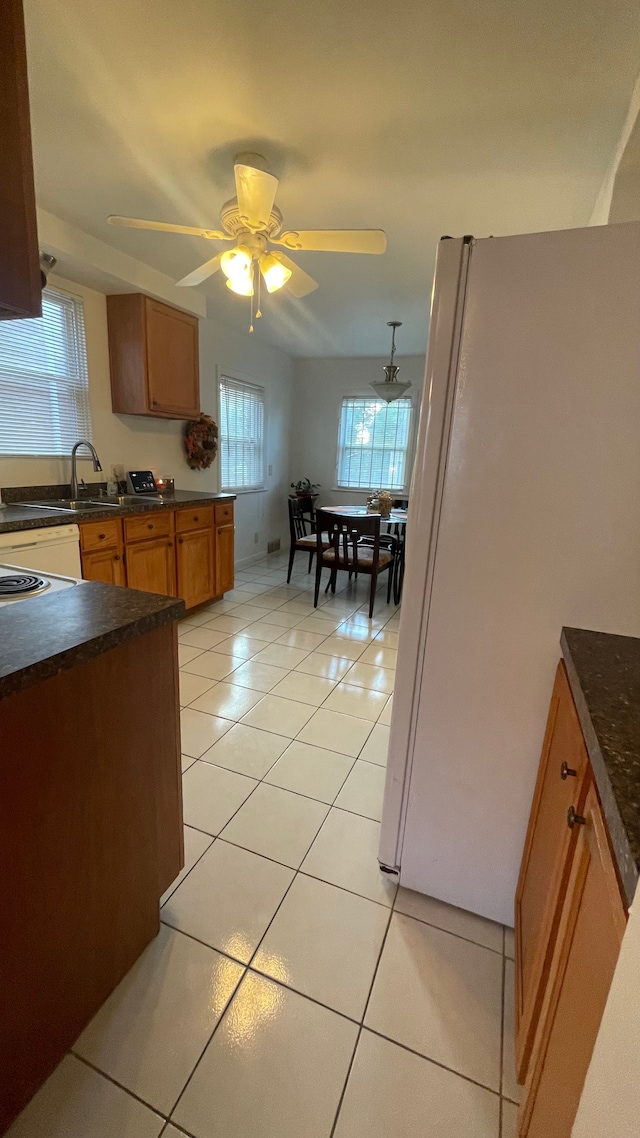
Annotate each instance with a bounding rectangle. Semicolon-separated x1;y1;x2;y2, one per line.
572;902;640;1136
290;355;426;508
0;271;295;566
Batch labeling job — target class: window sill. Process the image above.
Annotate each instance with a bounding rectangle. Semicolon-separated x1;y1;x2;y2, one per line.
332;487;408;495
222;486;267;495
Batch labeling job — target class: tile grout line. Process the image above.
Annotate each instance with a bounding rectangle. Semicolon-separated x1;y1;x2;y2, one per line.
328;898;396;1137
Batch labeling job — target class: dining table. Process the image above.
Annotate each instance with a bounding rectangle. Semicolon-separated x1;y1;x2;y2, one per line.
319;504;408;604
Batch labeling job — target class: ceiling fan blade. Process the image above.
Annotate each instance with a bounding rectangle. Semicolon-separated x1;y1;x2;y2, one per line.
274;229;387;254
234;163;279;231
108;215;230;240
176;253;223;287
273;252;318;298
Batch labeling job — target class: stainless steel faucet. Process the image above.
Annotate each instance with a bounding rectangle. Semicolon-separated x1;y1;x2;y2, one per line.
70;439;102;499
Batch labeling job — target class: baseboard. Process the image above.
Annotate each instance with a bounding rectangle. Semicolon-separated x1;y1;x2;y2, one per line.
234;550;275;570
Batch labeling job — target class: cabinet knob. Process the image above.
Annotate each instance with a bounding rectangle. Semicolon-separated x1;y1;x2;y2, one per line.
567;806;586;829
98;533;105;540
114;554;120;561
561;762;577;780
148;523;154;530
194;515;199;521
168;541;173;548
178;537;184;543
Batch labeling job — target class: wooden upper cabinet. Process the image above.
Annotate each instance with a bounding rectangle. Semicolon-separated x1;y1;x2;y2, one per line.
520;783;626;1138
107;293;200;419
0;0;41;320
515;661;590;1082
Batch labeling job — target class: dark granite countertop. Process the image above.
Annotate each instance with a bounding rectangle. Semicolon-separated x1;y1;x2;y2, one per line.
0;489;236;534
0;581;184;701
561;626;640;907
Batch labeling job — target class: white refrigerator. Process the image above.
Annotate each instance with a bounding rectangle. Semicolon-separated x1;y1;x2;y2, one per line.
379;221;640;927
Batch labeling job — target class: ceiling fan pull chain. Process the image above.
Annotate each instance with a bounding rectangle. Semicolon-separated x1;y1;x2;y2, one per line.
256;265;262;320
249;266;254;333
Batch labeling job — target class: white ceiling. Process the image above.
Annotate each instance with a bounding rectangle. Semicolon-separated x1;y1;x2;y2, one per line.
24;0;640;356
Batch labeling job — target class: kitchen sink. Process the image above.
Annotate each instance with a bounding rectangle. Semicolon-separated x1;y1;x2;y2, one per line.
89;495;165;507
17;499;122;512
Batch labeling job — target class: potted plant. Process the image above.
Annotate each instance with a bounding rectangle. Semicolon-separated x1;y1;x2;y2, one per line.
290;478;321;499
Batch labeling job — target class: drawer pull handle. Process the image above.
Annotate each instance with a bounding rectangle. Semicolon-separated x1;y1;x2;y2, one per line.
561;762;577;780
114;554;120;561
567;806;586;829
99;533;106;540
148;523;154;530
178;537;184;544
194;515;199;521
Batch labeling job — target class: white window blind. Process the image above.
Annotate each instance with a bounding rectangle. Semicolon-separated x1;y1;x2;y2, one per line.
337;397;412;490
0;287;91;457
219;376;265;490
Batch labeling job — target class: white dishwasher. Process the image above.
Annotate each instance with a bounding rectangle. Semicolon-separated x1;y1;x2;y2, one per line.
0;525;82;577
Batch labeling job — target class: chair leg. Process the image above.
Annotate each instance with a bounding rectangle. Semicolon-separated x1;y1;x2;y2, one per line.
369;570;377;618
386;563;393;603
314;560;322;609
287;546;296;584
308;550;314;574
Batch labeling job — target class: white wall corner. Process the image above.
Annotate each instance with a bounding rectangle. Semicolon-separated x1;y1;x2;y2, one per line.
589;69;640;226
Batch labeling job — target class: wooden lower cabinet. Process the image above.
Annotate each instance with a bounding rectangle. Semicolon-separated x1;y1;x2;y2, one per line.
519;784;626;1137
80;502;234;606
515;662;590;1080
81;546;126;586
0;624;182;1131
515;664;627;1137
216;523;235;595
125;534;176;597
176;527;214;609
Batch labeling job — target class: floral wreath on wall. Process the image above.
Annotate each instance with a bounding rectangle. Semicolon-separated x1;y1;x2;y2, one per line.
184;413;219;470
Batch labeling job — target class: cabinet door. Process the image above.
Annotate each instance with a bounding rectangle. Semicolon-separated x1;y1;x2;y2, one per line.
145;298;199;418
0;0;41;319
125;536;176;597
215;524;235;595
176;528;214;609
515;661;590;1081
520;784;626;1138
82;547;126;587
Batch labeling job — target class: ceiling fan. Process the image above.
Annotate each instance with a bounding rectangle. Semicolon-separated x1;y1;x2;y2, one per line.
108;153;387;325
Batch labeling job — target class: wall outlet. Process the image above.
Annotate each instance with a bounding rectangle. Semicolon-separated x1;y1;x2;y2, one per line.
267;538;281;554
254;532;259;544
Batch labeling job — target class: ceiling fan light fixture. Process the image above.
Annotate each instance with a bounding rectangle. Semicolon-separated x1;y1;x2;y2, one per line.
220;245;253;284
226;275;254;297
370;320;411;403
259;252;292;293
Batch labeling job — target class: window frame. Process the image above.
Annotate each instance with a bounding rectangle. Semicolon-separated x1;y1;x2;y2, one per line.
0;283;92;459
218;370;266;494
335;394;414;493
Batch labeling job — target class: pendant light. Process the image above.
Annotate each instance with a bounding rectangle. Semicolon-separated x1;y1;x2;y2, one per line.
370;320;411;403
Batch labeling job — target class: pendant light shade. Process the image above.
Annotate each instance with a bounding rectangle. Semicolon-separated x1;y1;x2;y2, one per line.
370;320;411;402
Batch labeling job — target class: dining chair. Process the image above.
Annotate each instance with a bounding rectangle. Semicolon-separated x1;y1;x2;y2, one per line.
313;509;396;618
287;497;328;583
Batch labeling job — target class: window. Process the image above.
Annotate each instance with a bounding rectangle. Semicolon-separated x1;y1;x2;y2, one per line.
0;287;91;456
336;397;412;490
219;375;265;490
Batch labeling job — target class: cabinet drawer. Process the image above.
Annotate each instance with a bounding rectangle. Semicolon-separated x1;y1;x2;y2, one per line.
124;511;173;543
80;518;122;552
214;501;234;525
175;505;214;533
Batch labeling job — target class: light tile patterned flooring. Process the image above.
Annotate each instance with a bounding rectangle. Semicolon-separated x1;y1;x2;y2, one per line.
9;552;520;1138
